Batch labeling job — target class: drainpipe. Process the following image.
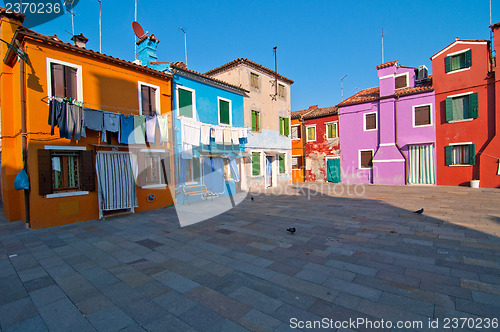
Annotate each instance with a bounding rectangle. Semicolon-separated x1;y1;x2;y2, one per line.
20;45;30;226
394;95;407;185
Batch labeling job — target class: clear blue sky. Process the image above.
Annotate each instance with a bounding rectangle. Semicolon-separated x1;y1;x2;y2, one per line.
18;0;499;112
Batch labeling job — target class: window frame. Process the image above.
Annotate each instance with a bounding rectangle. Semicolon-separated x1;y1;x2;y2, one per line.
250;72;259;89
363;112;377;131
291;124;301;140
291;155;301;170
306;125;316;142
359;149;374;169
141;151;167;188
279;117;290;136
445;91;477;123
138;81;161;117
46;58;83;101
412;103;433;128
325;121;338;139
184;157;200;185
445;48;472;74
176;85;196;119
278;83;286;98
394;72;409;90
446;142;475;167
217;96;232;126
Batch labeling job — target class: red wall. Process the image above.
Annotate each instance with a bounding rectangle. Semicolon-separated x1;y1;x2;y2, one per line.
432;41;496;187
304;114;340;182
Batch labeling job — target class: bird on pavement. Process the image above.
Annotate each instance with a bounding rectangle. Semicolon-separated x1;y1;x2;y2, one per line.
251;196;254;201
287;227;296;234
413;208;424;214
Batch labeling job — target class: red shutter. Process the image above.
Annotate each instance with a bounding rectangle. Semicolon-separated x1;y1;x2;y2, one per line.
79;150;95;192
38;149;53;195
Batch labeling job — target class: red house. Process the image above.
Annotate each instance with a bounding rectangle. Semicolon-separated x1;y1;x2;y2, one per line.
293;105;340;182
431;38;496;187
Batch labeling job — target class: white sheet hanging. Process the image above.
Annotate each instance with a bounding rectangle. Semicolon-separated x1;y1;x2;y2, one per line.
200;123;211;145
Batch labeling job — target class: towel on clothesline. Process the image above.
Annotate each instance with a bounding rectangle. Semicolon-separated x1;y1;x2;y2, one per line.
157;114;168;143
231;128;239;145
223;128;232;145
133;115;146;145
145;115;157;144
119;114;135;144
200;123;211;145
214;126;223;144
181;117;201;146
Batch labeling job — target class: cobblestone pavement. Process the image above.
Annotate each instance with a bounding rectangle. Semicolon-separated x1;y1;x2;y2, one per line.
1;183;500;331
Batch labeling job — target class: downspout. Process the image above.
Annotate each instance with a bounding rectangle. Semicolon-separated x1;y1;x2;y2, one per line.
394;95;407;185
20;44;30;226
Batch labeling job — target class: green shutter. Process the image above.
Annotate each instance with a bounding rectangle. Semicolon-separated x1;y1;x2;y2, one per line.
469;93;478;119
279;154;285;174
445;146;453;166
193;157;200;182
279;117;283;135
284;118;289;136
252;111;256;131
469;144;475;165
219;99;230;124
252;152;260;176
256;112;260;131
445;56;451;73
178;88;193;118
465;49;472;68
445;97;453;122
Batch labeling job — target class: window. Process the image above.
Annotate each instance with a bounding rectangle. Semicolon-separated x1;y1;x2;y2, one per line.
445;144;475;166
278;154;285;174
326;122;338;139
306;125;316;142
291;125;301;140
445;93;478;122
38;149;95;195
185;157;200;184
48;58;82;100
178;87;195;118
360;150;373;169
414;105;432;127
364;112;377;131
223;159;234;180
139;83;159;117
292;156;301;170
251;110;260;131
278;84;286;98
279;117;290;136
445;49;472;73
251;73;259;89
395;74;408;89
252;152;261;176
218;97;231;125
143;154;166;186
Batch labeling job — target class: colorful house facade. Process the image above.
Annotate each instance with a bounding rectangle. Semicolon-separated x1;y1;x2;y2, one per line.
205;58;294;189
338;60;436;185
290;108;310;182
431;38;496;187
0;10;174;228
487;24;500;188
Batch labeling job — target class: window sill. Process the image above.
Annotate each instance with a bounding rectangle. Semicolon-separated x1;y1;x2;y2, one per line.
449;164;473;167
141;184;167;189
326;137;339;140
46;191;89;199
413;123;433;128
447;67;471;74
448;118;474;123
364;129;377;132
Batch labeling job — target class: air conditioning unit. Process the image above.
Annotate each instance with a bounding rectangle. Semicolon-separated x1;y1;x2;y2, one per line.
417;65;428;80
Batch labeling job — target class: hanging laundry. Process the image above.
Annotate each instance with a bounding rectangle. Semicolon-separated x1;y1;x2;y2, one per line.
133;115;146;144
181;117;201;146
228;156;240;182
145;115;157;144
182;142;193;160
102;111;120;143
214;126;223;144
200;123;211;145
82;108;104;140
238;127;248;138
231;128;239;145
223;128;232;145
63;103;83;141
203;157;225;194
119;114;135;144
48;98;64;135
157;114;168;143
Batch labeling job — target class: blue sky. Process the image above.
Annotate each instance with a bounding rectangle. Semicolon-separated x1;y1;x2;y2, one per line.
18;0;499;112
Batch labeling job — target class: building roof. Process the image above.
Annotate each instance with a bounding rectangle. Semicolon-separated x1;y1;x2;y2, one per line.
4;25;173;79
337;77;433;107
292;105;337;120
170;61;248;94
291;108;314;119
0;7;25;21
204;58;294;85
430;39;490;60
376;60;398;69
490;22;500;29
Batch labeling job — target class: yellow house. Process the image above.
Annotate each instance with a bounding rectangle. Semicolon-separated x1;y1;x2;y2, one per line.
0;9;174;228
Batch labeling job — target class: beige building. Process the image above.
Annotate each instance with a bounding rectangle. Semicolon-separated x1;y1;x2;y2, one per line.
206;58;294;189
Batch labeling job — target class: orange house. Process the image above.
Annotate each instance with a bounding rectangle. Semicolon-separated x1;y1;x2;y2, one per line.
0;10;174;228
290;108;312;182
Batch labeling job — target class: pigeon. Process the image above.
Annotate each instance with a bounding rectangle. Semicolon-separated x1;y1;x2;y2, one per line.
287;227;296;234
251;196;254;201
413;208;424;214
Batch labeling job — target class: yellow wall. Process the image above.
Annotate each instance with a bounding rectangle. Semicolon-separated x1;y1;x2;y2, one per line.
1;29;174;228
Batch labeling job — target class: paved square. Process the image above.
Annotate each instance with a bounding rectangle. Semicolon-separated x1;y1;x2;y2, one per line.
1;183;500;331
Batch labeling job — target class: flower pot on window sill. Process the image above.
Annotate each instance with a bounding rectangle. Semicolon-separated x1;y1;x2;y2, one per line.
470;180;480;188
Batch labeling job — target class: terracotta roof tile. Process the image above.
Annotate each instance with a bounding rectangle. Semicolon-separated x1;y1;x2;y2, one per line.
292;105;337;119
0;7;25;21
205;58;294;84
291;108;313;119
376;60;398;69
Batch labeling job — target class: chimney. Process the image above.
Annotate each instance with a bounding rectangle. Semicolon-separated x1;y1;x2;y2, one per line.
137;34;160;68
71;33;88;48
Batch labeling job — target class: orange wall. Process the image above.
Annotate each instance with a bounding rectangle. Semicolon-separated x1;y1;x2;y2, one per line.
1;32;174;228
291;118;304;182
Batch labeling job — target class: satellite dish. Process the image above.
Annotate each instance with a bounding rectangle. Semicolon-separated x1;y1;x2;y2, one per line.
132;21;146;39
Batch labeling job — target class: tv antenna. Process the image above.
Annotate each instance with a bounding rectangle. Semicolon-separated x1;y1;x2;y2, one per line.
97;0;101;53
180;27;188;67
381;28;384;63
271;46;277;101
64;1;76;37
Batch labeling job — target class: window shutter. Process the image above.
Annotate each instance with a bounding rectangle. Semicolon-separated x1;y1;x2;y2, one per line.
469;93;478;118
465;49;472;68
178;88;193;118
469;144;475;165
160;155;169;185
79;150;96;192
192;157;200;182
252;153;260;176
51;63;65;98
279;154;285;174
219;100;230;124
141;85;150;116
136;153;146;187
279;117;283;135
256;112;260;131
65;66;78;100
445;145;453;166
38;149;53;195
284;118;290;136
252;111;256;131
445;97;453;122
445;56;451;73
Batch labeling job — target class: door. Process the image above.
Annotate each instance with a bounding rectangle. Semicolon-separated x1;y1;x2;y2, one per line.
409;144;436;184
326;158;341;183
266;156;273;187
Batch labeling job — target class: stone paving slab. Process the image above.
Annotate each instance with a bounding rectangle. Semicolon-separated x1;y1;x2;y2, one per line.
1;183;500;331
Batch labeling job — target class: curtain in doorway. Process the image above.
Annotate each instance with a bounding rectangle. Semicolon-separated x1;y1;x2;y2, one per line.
202;157;225;194
409;145;436;184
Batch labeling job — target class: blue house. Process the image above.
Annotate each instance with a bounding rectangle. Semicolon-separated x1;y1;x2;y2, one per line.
136;35;248;203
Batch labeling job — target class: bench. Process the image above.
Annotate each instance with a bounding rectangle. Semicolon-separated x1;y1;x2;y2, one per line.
182;184;217;204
